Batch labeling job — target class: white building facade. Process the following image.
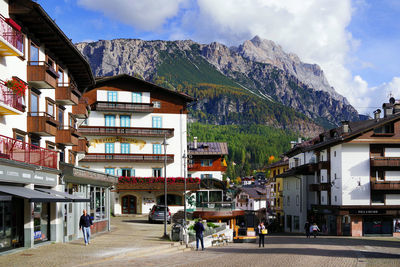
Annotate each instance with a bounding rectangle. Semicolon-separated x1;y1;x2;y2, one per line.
78;74;194;215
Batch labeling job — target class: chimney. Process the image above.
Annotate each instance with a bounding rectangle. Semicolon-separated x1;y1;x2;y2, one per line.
341;121;350;133
373;109;381;120
394;102;400;114
290;141;297;148
193;137;198;149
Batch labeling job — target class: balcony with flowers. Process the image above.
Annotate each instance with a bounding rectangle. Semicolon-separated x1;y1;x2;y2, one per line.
0;78;26;115
116;177;201;191
0;15;24;57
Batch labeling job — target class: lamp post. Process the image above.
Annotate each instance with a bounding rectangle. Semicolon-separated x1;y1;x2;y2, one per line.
162;134;169;238
183;151;187;223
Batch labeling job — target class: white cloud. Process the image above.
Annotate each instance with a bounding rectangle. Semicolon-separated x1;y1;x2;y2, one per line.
77;0;188;31
77;0;396;114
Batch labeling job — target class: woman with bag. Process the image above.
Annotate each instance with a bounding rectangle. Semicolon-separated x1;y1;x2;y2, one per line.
258;222;267;247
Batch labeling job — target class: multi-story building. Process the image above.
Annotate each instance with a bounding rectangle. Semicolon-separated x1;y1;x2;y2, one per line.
0;0;117;252
266;158;288;228
235;187;267;211
77;74;195;215
280;99;400;237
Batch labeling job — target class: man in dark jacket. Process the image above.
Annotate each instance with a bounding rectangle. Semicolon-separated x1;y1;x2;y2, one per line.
79;209;93;246
194;219;205;250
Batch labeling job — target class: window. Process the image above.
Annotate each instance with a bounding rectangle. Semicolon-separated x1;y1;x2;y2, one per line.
200;174;213;179
107;91;117;102
296;195;299;206
105;115;116;127
69;114;76;129
105;168;115;175
321;195;325;203
374;123;394;134
47;57;55;70
58;107;64;128
13;129;26;142
152;116;162;128
46;99;54;117
69;150;75;165
121;168;133;177
294;216;299;230
287;196;290;206
371;192;385;204
334;195;337;202
334;151;336;157
121;143;130;154
153;101;161;108
59;146;65;162
105;143;114;154
153;168;162;177
90;186;108;221
201;159;213;167
30;42;39;64
153;144;162;154
30;91;38;114
132;92;142;103
120;115;130;127
296;180;299;189
156;194;183;206
30;136;40;147
57;69;64;84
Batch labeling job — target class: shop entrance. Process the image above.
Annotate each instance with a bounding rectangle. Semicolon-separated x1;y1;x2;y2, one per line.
122;195;136;214
0;197;23;251
363;216;393;236
33;202;50;244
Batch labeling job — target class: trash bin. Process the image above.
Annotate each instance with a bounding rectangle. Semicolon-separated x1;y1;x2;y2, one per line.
171;224;182;241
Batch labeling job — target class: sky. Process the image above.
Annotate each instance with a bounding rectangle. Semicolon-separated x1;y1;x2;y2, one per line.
38;0;400;116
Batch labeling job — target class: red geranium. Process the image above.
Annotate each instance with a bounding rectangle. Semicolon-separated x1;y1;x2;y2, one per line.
5;78;27;96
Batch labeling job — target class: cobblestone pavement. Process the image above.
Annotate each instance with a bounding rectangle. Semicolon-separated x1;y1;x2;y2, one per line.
1;217;399;267
86;235;400;267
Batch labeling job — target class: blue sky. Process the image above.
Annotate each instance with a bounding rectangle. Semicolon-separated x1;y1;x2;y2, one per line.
38;0;400;113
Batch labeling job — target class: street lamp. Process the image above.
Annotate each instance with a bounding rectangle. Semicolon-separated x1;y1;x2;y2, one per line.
162;134;169;238
183;151;187;223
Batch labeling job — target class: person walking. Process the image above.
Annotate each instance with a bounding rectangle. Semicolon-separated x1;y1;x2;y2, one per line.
79;209;93;246
258;222;266;247
304;221;310;238
310;223;320;238
194;219;205;251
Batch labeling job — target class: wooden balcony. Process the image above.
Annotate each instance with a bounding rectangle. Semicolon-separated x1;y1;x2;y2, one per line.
0;15;24;57
78;126;174;138
370;157;400;168
56;126;80;146
72;97;89;119
371;181;400;191
27;112;59;136
55;83;81;105
80;153;174;163
318;161;330;170
72;138;89;153
27;61;58;89
309;183;331;192
91;101;153;113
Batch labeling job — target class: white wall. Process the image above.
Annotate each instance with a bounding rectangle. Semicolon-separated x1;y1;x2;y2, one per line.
386;194;400;205
341;143;370;206
283;176;307;233
97;90;151;104
385;147;400;157
330;144;342;205
320;169;328;183
188;171;223;180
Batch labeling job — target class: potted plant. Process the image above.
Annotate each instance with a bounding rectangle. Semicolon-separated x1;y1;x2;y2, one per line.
4;77;27;96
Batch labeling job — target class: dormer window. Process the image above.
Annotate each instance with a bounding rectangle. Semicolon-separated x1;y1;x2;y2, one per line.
374;123;394;135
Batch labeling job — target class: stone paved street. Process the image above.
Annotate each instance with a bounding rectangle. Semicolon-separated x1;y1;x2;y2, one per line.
1;217;399;267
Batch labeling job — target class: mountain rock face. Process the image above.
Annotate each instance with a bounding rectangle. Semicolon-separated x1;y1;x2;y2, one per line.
76;37;359;136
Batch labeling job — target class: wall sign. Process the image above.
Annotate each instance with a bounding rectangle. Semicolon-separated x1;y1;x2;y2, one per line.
349;209;385;215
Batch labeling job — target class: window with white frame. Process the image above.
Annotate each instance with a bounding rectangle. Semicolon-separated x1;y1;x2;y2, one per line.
153;144;162;154
120;115;130;127
105;168;115;175
105;143;114;153
153;168;162;177
107;91;117;102
152;116;162;128
132;92;142;103
105;115;116;127
152;101;161;108
121;143;130;154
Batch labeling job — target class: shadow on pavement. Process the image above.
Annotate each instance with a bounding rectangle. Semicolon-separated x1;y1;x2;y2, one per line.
264;236;400;249
207;247;400;259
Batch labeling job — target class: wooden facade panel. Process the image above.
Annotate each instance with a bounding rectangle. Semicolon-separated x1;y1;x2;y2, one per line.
27;115;58;136
56;128;79;146
188;157;227;172
72;98;89;118
72;138;89;153
27;65;57;89
55;85;79;105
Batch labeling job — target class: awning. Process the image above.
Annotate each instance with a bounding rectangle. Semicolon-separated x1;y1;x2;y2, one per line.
36;188;90;202
0;185;69;202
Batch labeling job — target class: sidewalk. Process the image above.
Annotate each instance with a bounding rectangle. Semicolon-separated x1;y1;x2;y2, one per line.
0;216;182;267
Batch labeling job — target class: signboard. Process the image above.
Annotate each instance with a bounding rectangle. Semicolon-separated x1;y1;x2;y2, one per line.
0;163;57;186
90;137;146;149
349;209;386;215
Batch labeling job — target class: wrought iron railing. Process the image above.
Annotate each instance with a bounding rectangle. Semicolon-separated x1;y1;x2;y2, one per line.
0;134;58;169
0;81;24;112
0;15;23;53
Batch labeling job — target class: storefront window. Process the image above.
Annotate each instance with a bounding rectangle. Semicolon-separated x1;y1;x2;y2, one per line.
33;202;50;244
90;186;108;221
157;194;182;206
294;216;300;230
0;198;23;251
209;191;222;202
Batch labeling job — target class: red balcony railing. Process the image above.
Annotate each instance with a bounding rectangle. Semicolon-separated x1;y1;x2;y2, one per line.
0;134;58;169
0;81;25;112
0;15;23;53
80;153;174;163
78;126;174;138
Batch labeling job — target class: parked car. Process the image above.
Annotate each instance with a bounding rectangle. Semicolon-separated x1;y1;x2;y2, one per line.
148;205;171;224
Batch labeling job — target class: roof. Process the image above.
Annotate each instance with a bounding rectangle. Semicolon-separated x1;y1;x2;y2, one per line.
10;0;94;90
237;187;266;199
188;142;229;155
91;74;195;102
285;111;400;157
265;158;289;169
